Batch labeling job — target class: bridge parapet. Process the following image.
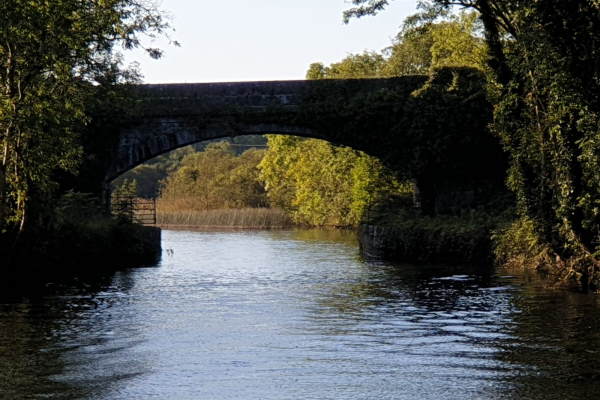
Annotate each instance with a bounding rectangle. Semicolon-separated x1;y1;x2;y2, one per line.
132;80;309;116
129;77;427;117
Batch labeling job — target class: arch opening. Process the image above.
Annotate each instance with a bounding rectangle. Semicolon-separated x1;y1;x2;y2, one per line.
110;133;411;229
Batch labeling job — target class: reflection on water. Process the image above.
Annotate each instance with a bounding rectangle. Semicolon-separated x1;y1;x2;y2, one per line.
1;229;600;399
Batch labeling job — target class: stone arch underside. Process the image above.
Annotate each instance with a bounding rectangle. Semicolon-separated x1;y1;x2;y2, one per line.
107;119;320;181
103;69;494;189
105;76;431;181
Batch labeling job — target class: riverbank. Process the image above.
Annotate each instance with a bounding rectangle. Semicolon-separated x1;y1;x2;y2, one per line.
359;213;503;266
359;206;600;292
2;217;161;285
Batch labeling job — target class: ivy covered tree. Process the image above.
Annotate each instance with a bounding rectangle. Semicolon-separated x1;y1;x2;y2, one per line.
0;0;171;236
346;0;600;288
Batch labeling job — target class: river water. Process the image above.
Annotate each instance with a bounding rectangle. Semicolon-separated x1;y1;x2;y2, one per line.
2;229;600;399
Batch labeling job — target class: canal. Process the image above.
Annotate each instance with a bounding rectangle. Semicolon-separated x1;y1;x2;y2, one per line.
2;229;600;399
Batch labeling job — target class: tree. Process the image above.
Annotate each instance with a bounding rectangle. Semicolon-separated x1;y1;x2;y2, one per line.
345;0;600;287
257;135;303;211
258;136;405;227
307;52;386;79
159;142;268;210
0;0;171;235
382;7;486;76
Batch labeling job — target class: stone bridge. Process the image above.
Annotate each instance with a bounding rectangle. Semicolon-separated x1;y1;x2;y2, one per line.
106;75;431;181
96;67;499;213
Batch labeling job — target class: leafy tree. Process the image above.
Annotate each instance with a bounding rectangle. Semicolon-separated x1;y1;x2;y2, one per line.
258;135;406;227
307;52;386;79
346;0;600;287
429;11;486;70
159;142;267;210
0;0;171;234
256;135;303;211
111;135;268;198
383;8;486;76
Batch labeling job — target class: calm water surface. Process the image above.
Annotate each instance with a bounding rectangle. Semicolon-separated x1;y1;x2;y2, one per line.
2;229;600;399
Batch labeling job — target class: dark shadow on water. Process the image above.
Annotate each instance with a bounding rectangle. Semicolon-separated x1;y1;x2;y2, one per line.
305;257;600;399
0;268;148;399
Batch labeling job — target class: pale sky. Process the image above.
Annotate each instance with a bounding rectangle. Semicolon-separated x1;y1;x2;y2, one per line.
125;0;419;83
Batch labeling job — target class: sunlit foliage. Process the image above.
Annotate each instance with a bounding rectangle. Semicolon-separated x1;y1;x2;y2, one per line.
258;136;407;227
159;142;267;210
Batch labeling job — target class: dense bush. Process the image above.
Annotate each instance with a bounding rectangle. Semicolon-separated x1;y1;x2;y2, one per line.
159;142;267;210
258;135;408;227
6;191;161;275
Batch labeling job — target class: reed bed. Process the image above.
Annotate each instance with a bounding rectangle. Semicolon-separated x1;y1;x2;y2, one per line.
157;206;294;229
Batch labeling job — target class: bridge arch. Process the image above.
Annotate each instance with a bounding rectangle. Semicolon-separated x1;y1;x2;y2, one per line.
107;122;323;181
96;68;501;214
104;75;432;181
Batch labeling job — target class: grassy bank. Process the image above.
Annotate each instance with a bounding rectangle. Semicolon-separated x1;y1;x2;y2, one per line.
360;213;505;265
157;202;294;229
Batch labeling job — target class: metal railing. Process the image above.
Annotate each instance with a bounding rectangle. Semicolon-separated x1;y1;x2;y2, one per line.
111;196;157;225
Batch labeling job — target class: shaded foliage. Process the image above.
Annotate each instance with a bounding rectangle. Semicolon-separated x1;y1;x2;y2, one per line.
0;0;171;236
346;0;600;289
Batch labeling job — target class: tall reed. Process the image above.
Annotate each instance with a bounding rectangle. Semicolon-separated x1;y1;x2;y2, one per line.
157;199;293;229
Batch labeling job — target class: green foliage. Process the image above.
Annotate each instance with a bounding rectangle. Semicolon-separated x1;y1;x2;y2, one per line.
112;178;138;199
362;209;502;265
488;2;600;264
322;9;487;79
492;217;548;269
159;141;267;210
429;12;486;70
347;0;600;288
383;9;486;76
307;52;386;79
258;135;407;227
433;1;600;281
255;135;302;211
0;0;170;233
53;191;106;229
112;136;267;198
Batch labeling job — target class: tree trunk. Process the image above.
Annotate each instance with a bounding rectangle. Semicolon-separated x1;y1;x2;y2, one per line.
476;0;512;86
0;163;6;226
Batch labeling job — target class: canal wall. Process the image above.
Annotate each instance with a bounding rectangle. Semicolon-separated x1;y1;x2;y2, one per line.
358;222;494;266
